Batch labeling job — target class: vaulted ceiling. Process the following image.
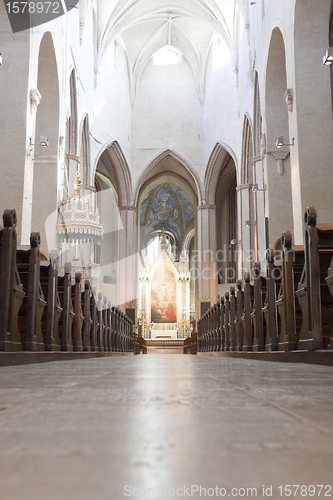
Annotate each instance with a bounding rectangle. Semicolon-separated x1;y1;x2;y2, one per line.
92;0;248;100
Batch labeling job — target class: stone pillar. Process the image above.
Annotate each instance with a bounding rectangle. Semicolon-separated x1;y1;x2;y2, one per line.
292;0;333;241
0;19;30;244
118;206;138;309
197;205;217;311
237;185;253;276
252;156;267;273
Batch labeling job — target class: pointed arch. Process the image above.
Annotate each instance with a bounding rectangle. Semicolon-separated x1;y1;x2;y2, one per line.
94;140;132;207
134;149;202;206
253;71;262;158
31;31;59;256
80;114;91;187
240;114;254;185
69;69;78;156
204;142;238;206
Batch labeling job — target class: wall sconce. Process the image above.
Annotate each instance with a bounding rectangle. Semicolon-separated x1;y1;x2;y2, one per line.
0;53;2;65
323;48;333;65
276;136;294;149
28;136;49;156
30;136;49;148
245;220;256;227
252;183;266;192
230;239;237;245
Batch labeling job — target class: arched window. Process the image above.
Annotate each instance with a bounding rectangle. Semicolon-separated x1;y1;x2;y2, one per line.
81;115;91;186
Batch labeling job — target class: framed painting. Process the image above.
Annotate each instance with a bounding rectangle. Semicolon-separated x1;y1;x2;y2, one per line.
151;266;177;323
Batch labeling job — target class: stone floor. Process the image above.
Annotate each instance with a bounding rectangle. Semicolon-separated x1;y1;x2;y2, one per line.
0;355;333;500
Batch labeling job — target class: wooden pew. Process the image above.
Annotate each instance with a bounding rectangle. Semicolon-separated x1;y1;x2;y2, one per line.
96;292;103;352
220;297;225;351
229;286;237;351
326;258;333;347
107;301;112;352
251;263;265;352
90;287;98;352
297;207;333;350
102;296;108;352
216;300;221;351
82;280;91;352
263;249;278;351
242;273;254;352
71;272;83;352
40;253;62;351
275;232;297;351
57;262;74;351
0;209;25;351
17;232;46;351
235;280;244;351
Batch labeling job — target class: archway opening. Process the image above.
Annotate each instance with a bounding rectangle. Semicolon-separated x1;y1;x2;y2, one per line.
31;32;59;256
137;153;198;340
265;27;293;248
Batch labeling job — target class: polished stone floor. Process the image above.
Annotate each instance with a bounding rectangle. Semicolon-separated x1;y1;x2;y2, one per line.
0;355;333;500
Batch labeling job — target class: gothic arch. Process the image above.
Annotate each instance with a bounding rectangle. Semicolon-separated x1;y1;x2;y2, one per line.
94;141;132;207
205;142;238;206
31;31;59;256
264;26;294;248
253;71;262;159
204;144;237;284
240;115;254;186
134;150;202;206
69;69;78;157
80;114;91;187
65;69;79;186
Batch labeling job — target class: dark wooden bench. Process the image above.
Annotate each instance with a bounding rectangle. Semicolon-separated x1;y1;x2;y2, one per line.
17;232;46;351
297;208;333;350
57;262;74;351
40;254;62;351
0;209;25;351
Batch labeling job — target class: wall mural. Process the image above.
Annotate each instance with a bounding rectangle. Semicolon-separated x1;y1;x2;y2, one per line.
140;183;194;246
151;266;177;323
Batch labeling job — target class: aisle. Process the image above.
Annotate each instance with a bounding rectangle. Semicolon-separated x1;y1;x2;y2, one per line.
0;356;332;499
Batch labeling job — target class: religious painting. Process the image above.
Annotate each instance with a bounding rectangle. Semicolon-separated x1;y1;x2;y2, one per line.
151;266;177;323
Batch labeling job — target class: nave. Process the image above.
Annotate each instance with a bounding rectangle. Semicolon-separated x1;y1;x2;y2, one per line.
0;355;332;500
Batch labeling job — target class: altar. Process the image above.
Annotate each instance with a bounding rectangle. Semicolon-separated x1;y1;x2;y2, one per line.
138;242;191;341
150;324;178;339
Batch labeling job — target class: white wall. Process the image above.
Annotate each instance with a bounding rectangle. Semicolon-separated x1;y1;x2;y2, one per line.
132;55;203;188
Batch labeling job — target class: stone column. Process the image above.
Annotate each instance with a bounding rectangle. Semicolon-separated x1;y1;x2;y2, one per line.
292;0;333;242
237;185;253;277
118;206;138;309
0;24;30;244
197;205;217;309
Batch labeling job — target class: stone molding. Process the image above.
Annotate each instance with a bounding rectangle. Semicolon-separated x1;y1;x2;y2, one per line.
30;89;41;115
284;88;294;112
270;151;290;175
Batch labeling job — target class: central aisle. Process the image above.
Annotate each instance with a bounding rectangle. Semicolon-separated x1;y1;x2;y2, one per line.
0;356;333;499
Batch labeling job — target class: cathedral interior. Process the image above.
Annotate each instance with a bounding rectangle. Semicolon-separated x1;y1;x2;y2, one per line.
0;0;333;498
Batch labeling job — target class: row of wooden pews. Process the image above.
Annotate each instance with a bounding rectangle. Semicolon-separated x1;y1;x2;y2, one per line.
197;207;333;354
0;209;135;354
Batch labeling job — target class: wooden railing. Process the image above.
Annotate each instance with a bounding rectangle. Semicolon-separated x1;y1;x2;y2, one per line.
197;207;333;354
0;209;137;354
